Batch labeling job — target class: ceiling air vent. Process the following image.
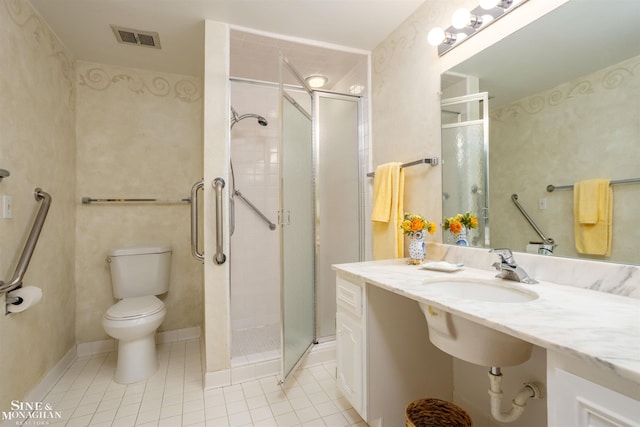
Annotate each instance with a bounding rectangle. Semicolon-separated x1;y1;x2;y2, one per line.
111;25;161;49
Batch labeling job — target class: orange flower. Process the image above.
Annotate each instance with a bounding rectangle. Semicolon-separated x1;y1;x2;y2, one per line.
448;220;462;234
411;218;424;231
469;216;479;229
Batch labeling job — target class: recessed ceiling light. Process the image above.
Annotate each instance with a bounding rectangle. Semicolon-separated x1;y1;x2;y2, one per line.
305;74;328;88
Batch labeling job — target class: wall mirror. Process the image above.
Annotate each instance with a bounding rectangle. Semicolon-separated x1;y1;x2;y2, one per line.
442;0;640;264
440;0;640;265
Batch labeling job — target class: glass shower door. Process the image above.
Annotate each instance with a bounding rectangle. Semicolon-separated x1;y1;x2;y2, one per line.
279;56;315;384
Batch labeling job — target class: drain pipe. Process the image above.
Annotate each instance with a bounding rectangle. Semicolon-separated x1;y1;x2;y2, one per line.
488;367;544;423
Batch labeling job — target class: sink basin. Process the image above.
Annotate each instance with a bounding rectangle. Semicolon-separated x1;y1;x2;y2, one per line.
419;278;536;367
422;277;538;303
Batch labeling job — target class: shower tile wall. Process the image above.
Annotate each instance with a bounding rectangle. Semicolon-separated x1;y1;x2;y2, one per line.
230;82;280;336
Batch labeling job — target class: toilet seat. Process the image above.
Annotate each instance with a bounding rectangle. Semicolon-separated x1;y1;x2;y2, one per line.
105;296;164;320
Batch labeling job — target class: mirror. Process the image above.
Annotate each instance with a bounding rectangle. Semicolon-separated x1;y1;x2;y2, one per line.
441;0;640;265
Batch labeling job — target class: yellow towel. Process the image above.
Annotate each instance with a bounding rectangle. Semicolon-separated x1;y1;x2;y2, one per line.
574;179;612;256
372;163;404;260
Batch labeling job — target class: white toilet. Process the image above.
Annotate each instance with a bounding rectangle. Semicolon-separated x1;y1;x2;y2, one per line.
102;245;171;384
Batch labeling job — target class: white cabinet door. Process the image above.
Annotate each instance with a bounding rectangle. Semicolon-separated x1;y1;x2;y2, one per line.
549;369;640;427
336;311;363;415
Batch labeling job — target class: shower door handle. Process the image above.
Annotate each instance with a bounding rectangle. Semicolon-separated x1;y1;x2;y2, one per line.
213;178;227;265
190;179;204;262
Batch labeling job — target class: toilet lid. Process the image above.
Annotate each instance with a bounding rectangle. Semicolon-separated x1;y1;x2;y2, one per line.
105;296;164;320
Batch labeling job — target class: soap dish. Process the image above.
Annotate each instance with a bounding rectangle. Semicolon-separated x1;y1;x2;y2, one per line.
419;261;464;272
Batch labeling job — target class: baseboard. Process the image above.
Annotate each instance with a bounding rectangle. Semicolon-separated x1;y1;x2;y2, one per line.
23;346;77;403
204;339;336;389
76;326;201;357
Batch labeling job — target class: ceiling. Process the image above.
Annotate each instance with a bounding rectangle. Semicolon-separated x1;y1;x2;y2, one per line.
30;0;425;82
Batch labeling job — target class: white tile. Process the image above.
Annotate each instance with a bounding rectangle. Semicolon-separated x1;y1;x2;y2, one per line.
183;409;206;425
249;405;273;422
228;410;252;426
158;414;183;427
39;339;360;427
321;411;349;427
274;411;299;427
204;403;228;420
226;399;249;415
295;406;321;423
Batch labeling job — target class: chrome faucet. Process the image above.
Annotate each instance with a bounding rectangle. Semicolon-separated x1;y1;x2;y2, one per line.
490;248;538;284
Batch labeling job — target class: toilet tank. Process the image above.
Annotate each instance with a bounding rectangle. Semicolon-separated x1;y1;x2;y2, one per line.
107;246;171;299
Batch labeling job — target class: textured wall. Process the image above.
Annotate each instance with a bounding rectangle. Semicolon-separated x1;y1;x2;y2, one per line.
74;61;204;343
0;0;76;409
490;54;640;264
371;0;470;245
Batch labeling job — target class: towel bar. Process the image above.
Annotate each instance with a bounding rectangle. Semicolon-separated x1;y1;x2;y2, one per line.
367;157;438;177
547;177;640;192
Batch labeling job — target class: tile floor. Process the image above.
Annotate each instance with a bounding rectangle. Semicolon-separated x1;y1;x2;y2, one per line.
36;339;367;427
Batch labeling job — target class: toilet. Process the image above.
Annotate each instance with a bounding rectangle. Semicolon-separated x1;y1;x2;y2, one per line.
102;245;171;384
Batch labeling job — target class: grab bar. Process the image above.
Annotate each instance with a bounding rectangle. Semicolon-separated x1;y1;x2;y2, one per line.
234;190;277;231
82;197;190;204
212;178;226;265
511;194;554;245
190;180;204;261
0;188;52;295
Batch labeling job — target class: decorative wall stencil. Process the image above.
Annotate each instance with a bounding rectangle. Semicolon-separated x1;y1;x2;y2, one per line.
371;0;463;96
5;0;74;97
78;64;202;103
492;56;639;121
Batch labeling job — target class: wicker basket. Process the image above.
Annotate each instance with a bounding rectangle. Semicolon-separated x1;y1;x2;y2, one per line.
405;398;473;427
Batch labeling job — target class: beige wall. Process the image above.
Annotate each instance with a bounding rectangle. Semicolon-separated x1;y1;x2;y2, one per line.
371;0;470;245
203;20;231;376
490;54;640;264
0;0;76;408
74;61;204;343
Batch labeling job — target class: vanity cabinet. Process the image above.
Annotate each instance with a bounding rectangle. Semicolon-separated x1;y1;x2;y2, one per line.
336;276;366;417
547;352;640;427
335;273;453;426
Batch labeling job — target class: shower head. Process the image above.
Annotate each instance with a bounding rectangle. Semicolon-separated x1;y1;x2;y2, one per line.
230;106;269;129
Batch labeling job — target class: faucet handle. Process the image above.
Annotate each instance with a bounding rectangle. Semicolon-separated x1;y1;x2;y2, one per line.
489;248;515;265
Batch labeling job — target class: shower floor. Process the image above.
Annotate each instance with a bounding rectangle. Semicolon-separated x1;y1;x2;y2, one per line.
231;323;281;366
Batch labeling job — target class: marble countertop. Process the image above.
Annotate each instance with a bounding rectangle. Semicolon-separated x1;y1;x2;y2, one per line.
333;258;640;384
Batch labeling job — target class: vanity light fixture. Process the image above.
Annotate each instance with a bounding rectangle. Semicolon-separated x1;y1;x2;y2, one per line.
427;27;457;47
452;8;483;29
429;0;529;56
479;0;514;10
305;74;328;89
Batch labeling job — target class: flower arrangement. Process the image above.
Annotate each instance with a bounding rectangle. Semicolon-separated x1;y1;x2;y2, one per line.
443;212;478;235
401;212;436;236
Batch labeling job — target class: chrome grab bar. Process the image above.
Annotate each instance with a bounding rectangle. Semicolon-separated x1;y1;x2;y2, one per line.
511;194;554;245
212;178;226;265
234;190;277;231
0;188;52;295
190;180;204;262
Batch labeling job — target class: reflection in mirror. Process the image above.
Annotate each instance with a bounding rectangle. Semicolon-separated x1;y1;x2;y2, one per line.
441;93;489;248
440;0;640;265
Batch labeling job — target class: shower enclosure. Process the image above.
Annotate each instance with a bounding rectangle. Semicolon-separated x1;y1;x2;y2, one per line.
229;58;364;383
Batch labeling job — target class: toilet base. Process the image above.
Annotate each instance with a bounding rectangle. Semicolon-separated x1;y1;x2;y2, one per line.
114;333;159;384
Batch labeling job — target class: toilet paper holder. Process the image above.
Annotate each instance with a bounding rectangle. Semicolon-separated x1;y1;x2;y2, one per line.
6;295;23;305
5;290;24;315
1;188;52;314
